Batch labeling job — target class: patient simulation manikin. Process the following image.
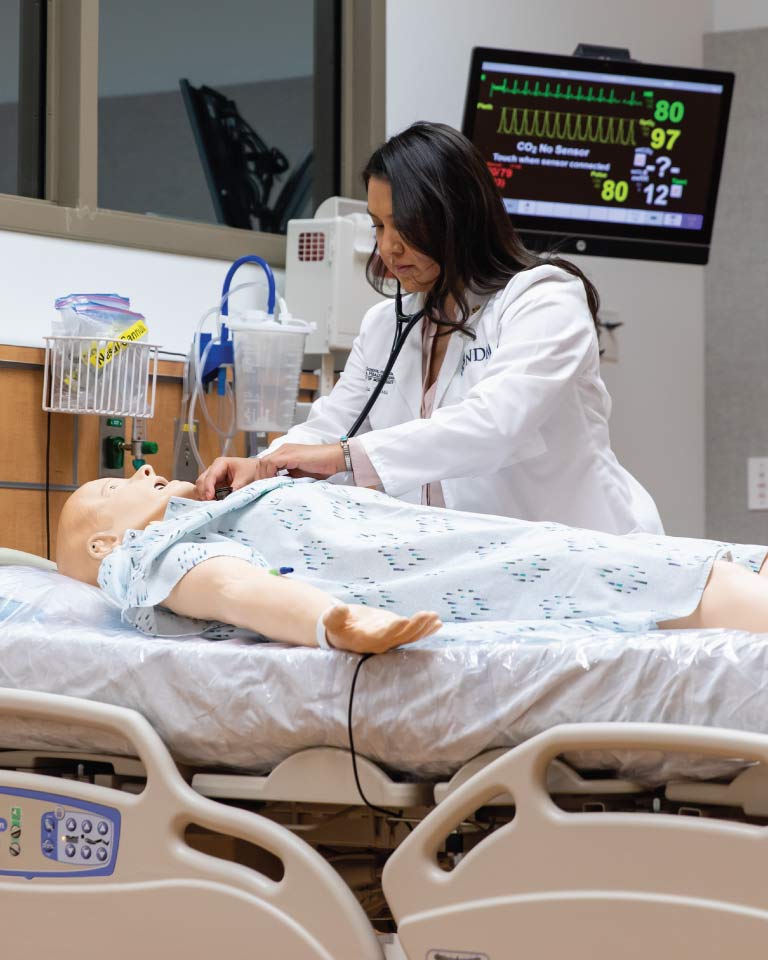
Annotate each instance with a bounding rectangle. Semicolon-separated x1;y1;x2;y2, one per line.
57;466;768;653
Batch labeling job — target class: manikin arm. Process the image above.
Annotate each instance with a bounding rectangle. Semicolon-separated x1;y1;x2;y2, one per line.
163;556;441;653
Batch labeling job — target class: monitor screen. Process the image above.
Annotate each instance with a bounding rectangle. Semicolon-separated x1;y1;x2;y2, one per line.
462;48;734;263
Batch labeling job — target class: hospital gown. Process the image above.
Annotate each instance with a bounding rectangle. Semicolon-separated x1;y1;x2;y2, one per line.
98;477;768;640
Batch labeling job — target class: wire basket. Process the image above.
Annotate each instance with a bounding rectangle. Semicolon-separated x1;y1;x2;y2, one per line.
42;336;159;417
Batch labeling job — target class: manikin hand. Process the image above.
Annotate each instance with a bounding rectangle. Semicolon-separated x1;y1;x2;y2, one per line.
322;603;442;654
163;556;442;654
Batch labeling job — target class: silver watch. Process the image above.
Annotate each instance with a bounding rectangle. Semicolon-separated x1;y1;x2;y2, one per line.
339;435;353;473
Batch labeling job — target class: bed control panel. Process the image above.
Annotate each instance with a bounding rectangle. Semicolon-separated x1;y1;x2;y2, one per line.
0;786;120;878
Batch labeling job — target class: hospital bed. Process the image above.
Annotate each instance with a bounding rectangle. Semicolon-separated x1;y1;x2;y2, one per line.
4;555;768;957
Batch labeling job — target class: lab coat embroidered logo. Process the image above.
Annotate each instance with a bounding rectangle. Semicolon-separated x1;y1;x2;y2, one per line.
460;343;492;375
365;366;395;385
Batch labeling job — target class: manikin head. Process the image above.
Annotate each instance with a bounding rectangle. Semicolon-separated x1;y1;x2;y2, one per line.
56;465;197;585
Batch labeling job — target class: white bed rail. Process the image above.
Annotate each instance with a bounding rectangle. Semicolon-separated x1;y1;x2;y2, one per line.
384;723;768;960
0;689;383;960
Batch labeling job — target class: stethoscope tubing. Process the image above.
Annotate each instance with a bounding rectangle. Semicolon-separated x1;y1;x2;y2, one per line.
346;281;427;439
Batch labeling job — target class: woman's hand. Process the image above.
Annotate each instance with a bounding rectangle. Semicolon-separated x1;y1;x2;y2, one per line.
195;457;268;500
323;603;442;654
259;442;346;480
196;444;348;500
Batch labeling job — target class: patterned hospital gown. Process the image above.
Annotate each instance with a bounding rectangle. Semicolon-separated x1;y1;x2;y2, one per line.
99;477;768;639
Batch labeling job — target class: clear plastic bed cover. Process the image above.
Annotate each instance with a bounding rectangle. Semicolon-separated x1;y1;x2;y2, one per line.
1;565;767;785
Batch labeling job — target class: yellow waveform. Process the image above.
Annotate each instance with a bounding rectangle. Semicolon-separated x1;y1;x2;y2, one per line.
497;107;637;146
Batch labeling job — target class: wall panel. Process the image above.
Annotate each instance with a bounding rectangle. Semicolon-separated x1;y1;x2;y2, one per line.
704;28;768;541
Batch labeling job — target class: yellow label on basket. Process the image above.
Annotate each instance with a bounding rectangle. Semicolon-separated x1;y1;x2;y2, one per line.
87;319;148;368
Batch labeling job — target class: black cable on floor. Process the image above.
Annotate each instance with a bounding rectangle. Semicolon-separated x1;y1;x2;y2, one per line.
45;411;52;560
347;652;413;829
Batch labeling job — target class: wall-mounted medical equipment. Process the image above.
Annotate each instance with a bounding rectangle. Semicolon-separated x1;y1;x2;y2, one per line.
285;197;384;394
182;198;382;469
42;294;160;474
44;295;157;419
462;46;734;263
228;311;315;433
182;256;314;470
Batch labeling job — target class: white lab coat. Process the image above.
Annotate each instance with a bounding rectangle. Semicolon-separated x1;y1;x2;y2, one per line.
267;264;663;535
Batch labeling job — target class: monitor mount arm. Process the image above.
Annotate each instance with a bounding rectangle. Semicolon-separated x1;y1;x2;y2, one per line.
201;84;290;231
572;43;636;62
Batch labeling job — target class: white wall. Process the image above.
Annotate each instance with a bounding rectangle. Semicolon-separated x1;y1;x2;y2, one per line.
387;0;715;535
713;0;768;32
0;230;278;355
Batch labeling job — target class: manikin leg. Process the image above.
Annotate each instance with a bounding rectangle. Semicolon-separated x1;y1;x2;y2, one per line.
661;560;768;634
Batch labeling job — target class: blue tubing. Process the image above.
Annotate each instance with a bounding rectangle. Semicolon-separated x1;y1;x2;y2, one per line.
220;255;276;317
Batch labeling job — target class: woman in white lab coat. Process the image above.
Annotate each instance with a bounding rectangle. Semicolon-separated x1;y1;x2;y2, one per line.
197;122;662;535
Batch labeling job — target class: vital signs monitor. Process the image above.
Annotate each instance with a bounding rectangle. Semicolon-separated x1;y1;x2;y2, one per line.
462;47;734;263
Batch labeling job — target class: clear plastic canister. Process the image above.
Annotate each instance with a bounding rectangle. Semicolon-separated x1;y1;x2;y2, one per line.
229;311;315;432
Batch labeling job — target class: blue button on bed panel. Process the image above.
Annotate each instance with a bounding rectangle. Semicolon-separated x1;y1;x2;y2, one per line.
0;786;120;879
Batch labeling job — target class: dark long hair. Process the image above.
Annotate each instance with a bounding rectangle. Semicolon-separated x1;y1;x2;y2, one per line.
362;122;600;339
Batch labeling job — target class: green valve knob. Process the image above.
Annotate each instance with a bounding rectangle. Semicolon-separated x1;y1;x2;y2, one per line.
104;436;125;470
141;441;158;454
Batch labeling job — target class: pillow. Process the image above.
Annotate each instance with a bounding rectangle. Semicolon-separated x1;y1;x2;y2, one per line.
0;565;122;630
0;548;56;571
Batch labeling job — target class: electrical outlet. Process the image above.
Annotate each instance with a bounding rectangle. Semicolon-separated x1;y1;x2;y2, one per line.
174;420;200;482
748;457;768;510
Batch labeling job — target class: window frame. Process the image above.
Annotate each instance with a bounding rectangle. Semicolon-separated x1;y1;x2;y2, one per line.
0;0;385;267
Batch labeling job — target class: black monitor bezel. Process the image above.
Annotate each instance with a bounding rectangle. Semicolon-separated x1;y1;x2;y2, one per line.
461;47;734;263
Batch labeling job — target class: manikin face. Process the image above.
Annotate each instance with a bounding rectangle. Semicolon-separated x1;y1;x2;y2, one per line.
367;176;440;295
74;464;197;532
57;465;198;584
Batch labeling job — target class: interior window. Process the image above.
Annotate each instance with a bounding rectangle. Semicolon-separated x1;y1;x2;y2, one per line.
0;2;22;197
98;0;319;234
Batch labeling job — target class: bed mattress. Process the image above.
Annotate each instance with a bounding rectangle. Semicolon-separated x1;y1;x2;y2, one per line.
2;565;767;785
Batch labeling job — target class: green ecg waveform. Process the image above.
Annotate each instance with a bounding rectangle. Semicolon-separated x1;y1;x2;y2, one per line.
497;107;638;146
488;77;644;107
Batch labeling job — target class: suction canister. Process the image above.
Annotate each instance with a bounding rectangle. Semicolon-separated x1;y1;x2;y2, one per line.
229;309;314;432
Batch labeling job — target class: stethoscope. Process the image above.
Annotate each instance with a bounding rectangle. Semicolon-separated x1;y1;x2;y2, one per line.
345;280;428;439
